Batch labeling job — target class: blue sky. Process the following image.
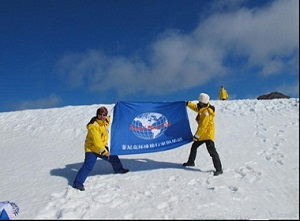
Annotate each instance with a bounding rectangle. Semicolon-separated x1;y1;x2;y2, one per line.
0;0;299;112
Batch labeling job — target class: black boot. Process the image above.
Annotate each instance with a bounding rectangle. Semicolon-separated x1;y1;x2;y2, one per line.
213;170;223;176
182;162;195;167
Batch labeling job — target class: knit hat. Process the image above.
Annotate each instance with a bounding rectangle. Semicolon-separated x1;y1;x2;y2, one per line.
0;201;19;219
198;93;210;104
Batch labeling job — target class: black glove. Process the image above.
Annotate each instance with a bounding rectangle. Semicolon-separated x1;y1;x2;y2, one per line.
100;146;109;155
193;135;200;141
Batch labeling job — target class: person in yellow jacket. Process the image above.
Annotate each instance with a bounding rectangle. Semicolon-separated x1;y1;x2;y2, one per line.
73;106;129;191
219;86;229;100
183;93;223;176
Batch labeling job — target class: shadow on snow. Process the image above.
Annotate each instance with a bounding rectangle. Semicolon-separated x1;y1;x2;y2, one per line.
50;157;203;185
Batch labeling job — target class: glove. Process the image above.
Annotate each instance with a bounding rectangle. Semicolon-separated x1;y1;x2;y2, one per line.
186;101;189;106
100;146;110;156
193;134;200;141
100;147;108;156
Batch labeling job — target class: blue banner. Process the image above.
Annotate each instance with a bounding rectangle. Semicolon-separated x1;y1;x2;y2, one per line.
110;101;193;155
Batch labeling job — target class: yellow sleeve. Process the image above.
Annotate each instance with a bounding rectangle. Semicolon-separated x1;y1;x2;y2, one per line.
187;101;198;112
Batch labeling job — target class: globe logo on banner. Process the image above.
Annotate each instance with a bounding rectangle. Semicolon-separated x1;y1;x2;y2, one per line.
130;112;170;140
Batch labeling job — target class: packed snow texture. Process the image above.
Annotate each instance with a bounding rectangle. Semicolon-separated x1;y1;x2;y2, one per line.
0;98;299;219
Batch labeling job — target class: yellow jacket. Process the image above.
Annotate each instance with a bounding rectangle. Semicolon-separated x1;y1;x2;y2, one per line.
84;116;110;155
187;102;215;141
219;87;228;100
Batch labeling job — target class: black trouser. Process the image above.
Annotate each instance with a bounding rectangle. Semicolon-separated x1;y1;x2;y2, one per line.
187;140;222;171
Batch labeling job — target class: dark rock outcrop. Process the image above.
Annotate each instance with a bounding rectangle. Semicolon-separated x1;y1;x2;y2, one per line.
257;92;290;100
